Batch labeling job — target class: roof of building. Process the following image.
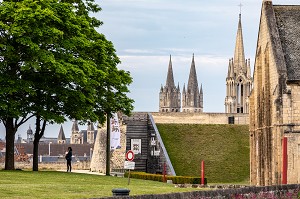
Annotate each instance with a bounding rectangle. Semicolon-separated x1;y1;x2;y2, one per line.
165;55;176;89
273;5;300;80
187;54;199;94
57;125;66;141
233;14;246;74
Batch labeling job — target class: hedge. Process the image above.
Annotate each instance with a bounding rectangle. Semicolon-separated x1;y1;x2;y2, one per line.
124;172;207;184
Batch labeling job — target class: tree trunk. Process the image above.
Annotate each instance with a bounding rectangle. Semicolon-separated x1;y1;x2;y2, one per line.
32;138;39;171
32;114;46;171
5;118;17;170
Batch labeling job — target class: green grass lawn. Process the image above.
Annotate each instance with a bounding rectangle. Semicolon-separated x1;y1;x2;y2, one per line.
157;124;249;183
0;170;200;199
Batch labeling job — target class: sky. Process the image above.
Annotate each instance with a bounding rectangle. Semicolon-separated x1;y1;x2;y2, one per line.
1;0;299;140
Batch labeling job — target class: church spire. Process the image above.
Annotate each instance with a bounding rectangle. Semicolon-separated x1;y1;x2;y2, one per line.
225;11;253;114
58;125;66;142
159;55;181;112
233;13;246;74
187;54;199;93
166;55;175;88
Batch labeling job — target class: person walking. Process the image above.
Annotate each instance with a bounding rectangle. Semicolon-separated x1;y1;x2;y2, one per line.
65;147;72;172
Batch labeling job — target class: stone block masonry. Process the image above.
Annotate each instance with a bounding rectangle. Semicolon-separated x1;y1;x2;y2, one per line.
102;184;300;199
151;112;249;125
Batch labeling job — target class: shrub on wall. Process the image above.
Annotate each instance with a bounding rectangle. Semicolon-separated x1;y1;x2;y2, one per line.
125;172;207;184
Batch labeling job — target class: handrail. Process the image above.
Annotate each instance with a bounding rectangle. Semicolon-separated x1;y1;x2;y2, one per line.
148;113;176;176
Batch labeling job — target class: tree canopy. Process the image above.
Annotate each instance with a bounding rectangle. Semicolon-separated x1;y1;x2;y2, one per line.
0;0;134;170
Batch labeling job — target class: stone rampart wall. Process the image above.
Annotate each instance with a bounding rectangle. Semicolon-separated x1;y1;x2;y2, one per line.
151;112;249;125
105;184;300;199
0;161;90;170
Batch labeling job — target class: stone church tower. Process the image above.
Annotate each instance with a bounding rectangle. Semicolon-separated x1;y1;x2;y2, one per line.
225;13;253;113
70;120;83;144
159;55;181;112
87;122;95;144
182;54;203;112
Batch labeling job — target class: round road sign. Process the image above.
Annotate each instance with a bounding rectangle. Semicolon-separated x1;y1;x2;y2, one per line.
126;150;134;161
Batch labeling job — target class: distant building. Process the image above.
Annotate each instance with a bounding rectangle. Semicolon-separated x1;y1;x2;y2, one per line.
159;55;181;112
57;125;66;144
182;54;203;113
225;12;253;114
86;122;95;144
159;54;203;113
27;126;34;143
22;121;97;144
70;121;97;144
70;120;82;144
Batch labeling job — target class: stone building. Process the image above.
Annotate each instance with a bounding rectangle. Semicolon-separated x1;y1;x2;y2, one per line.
159;55;203;113
26;126;34;143
250;0;300;185
225;13;252;114
182;54;203;113
159;55;181;112
70;120;83;144
23;121;96;144
70;120;97;144
86;122;95;144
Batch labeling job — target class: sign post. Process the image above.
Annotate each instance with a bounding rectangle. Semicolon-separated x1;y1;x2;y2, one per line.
125;150;135;185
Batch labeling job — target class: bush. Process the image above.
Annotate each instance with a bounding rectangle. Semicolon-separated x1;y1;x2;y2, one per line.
124;172;207;184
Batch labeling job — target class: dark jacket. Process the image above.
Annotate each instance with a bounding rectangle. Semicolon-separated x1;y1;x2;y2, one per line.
65;151;72;161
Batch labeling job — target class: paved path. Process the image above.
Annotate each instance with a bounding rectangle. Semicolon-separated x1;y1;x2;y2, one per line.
57;169;105;175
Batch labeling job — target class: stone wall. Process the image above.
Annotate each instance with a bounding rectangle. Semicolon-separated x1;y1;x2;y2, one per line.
250;1;300;186
151;112;249;124
0;161;90;170
286;133;300;183
249;1;286;186
90;117;126;174
104;184;300;199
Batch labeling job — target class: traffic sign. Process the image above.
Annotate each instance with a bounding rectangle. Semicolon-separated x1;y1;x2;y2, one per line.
124;161;135;170
126;150;134;161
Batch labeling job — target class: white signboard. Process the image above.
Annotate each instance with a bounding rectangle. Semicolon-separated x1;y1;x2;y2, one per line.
110;113;121;151
151;150;160;156
154;150;160;156
131;139;141;154
124;161;135;170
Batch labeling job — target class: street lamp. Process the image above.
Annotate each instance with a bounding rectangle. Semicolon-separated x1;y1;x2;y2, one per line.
49;142;52;156
90;147;93;160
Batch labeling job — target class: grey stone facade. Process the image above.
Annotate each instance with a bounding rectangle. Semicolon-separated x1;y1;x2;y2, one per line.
159;55;181;112
159;55;203;113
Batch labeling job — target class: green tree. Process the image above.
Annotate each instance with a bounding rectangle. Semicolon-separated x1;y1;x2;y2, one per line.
0;0;133;170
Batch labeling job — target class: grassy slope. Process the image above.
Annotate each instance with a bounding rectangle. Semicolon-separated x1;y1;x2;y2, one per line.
0;171;198;199
157;124;249;183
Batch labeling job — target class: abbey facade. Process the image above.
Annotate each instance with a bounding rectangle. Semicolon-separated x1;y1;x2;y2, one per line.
159;12;252;115
159;55;203;113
